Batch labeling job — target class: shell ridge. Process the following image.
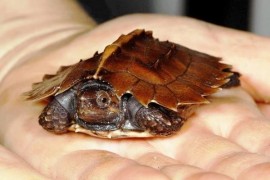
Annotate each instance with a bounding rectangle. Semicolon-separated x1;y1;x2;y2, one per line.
93;45;119;79
154;43;178;82
94;29;147;79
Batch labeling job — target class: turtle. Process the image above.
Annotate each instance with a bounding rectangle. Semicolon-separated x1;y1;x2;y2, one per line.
25;29;240;138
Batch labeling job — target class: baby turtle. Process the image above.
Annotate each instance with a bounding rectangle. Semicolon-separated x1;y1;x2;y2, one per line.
25;29;240;138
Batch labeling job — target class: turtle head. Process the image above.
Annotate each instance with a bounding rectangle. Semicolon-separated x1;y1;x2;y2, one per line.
76;80;120;126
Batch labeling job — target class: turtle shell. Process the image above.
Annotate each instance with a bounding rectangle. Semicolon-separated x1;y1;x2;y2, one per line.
26;29;235;112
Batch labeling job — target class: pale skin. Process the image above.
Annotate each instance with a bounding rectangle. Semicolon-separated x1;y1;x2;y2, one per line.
1;1;270;179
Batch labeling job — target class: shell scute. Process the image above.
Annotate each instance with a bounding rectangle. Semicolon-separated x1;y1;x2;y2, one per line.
131;81;154;106
179;75;219;95
153;85;178;111
167;80;209;104
102;72;138;97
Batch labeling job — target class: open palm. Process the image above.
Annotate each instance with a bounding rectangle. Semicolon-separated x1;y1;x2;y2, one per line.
1;3;270;180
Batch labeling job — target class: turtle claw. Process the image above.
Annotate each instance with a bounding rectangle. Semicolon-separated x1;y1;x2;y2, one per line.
39;99;72;133
136;106;184;136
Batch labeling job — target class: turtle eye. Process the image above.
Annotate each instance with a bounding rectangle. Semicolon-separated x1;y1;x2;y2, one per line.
96;90;111;108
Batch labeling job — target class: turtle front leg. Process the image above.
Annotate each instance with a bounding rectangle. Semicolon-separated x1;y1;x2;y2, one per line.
39;99;72;133
135;106;184;136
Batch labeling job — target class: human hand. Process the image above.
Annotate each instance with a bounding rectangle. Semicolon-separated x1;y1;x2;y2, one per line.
1;5;270;180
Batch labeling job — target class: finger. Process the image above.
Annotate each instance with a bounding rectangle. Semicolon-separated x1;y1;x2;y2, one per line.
0;145;48;179
228;117;270;156
137;152;232;180
161;165;232;180
52;150;170;180
238;163;270;180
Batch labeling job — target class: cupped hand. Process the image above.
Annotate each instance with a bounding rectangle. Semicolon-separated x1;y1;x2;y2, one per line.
1;14;270;180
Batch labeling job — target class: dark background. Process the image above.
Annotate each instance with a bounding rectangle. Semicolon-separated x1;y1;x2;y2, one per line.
78;0;250;31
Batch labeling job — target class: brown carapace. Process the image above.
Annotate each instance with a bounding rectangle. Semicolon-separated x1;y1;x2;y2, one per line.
25;29;240;138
